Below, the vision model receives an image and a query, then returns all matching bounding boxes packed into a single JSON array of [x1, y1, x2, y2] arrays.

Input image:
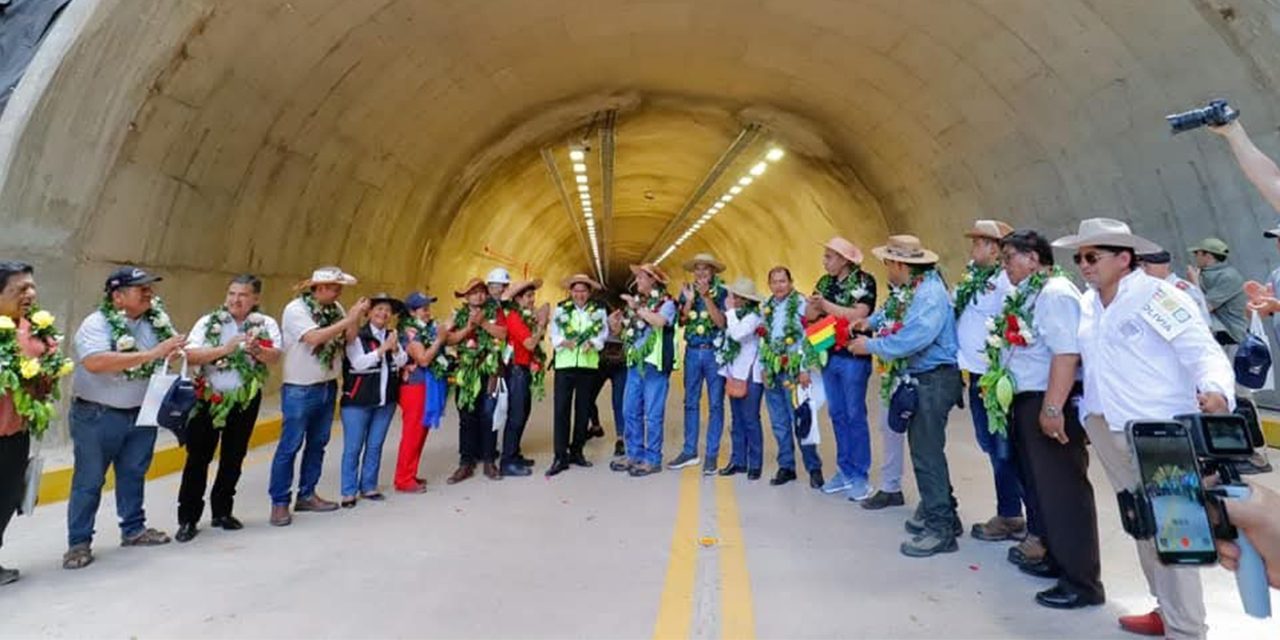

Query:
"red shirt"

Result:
[[504, 309, 534, 367]]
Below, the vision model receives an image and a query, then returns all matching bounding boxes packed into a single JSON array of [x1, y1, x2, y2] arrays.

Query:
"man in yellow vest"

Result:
[[547, 274, 609, 476]]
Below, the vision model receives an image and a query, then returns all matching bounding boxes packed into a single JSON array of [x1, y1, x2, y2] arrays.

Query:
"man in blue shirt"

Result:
[[668, 253, 728, 475], [850, 235, 963, 558]]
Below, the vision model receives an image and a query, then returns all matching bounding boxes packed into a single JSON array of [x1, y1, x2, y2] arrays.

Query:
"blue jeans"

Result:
[[682, 348, 726, 460], [67, 399, 156, 546], [623, 364, 669, 465], [270, 381, 338, 506], [822, 354, 872, 481], [968, 377, 1025, 519], [765, 385, 822, 473], [339, 403, 396, 496], [728, 380, 765, 471]]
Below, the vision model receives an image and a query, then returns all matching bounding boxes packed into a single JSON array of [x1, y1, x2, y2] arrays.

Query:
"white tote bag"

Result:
[[1248, 310, 1276, 391], [18, 455, 42, 516], [136, 354, 187, 427], [490, 376, 509, 432]]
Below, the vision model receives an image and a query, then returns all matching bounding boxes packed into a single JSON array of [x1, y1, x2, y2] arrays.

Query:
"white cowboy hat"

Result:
[[295, 266, 358, 291], [724, 276, 764, 303], [871, 235, 940, 265], [1051, 218, 1161, 254], [963, 220, 1014, 241], [682, 253, 726, 273]]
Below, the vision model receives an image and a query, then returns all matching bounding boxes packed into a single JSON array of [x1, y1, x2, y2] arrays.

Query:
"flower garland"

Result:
[[519, 306, 549, 401], [953, 261, 1001, 318], [100, 295, 176, 379], [815, 269, 874, 307], [624, 287, 670, 373], [977, 267, 1065, 438], [553, 299, 605, 347], [680, 277, 725, 340], [873, 273, 928, 401], [0, 308, 74, 437], [402, 317, 453, 380], [300, 292, 346, 370], [716, 300, 760, 367], [195, 307, 272, 428], [758, 292, 818, 388], [452, 301, 502, 410]]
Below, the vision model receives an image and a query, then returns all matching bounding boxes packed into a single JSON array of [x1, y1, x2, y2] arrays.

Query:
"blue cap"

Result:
[[404, 292, 437, 310], [105, 265, 162, 292]]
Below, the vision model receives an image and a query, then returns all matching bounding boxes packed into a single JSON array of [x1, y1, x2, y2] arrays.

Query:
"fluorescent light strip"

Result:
[[662, 146, 785, 259]]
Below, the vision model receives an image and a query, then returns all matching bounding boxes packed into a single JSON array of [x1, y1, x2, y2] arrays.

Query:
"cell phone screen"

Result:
[[1131, 424, 1217, 565]]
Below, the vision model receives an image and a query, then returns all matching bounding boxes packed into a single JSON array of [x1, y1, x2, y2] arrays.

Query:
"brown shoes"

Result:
[[970, 515, 1028, 542], [1008, 534, 1048, 566], [447, 464, 475, 485], [294, 494, 339, 513], [483, 462, 502, 480], [270, 504, 292, 527]]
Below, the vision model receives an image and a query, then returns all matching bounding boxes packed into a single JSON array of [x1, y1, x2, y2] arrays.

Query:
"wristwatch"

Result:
[[1043, 404, 1063, 418]]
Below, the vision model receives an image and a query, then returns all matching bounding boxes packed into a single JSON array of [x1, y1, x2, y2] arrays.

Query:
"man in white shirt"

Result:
[[1054, 218, 1233, 639], [176, 274, 282, 543], [1139, 251, 1212, 326], [268, 267, 368, 527]]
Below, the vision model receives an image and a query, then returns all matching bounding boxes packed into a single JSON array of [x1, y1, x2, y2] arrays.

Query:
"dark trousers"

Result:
[[1012, 392, 1104, 600], [588, 363, 627, 438], [178, 393, 262, 524], [554, 367, 595, 460], [906, 366, 963, 538], [457, 379, 497, 465], [502, 365, 533, 464], [0, 431, 30, 550]]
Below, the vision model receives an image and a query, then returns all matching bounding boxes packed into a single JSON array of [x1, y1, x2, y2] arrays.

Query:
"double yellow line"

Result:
[[653, 467, 755, 640]]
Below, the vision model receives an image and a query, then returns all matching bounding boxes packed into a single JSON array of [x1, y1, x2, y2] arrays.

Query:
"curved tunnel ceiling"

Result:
[[3, 0, 1280, 318]]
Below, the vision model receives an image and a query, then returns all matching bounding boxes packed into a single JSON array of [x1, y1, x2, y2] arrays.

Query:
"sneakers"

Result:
[[667, 452, 700, 469], [900, 532, 959, 558], [1008, 535, 1047, 566], [630, 462, 662, 477], [845, 478, 875, 502], [970, 515, 1027, 542], [860, 490, 905, 510], [905, 513, 963, 537], [702, 460, 718, 476], [1117, 611, 1165, 636], [821, 470, 854, 495]]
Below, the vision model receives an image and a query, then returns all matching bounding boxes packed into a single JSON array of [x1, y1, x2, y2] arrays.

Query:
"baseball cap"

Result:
[[104, 266, 162, 292]]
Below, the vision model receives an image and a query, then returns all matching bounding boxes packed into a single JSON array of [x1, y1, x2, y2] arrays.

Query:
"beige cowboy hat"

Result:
[[1051, 218, 1161, 254], [724, 276, 764, 303], [871, 235, 940, 265], [294, 266, 358, 291], [454, 277, 488, 298], [561, 273, 602, 290], [822, 237, 864, 264], [963, 219, 1014, 241], [682, 252, 725, 273], [629, 263, 669, 285], [503, 279, 543, 301]]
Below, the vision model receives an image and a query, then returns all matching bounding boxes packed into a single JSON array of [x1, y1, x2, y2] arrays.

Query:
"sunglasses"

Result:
[[1072, 250, 1115, 266]]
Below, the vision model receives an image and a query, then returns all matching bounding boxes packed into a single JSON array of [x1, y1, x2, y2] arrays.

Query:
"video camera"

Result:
[[1116, 413, 1270, 618], [1166, 99, 1239, 134]]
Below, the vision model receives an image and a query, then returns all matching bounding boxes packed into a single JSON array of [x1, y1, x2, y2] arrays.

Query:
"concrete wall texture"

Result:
[[3, 0, 1280, 442]]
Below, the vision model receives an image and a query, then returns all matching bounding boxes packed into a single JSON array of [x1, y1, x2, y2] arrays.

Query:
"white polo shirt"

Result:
[[955, 270, 1012, 374], [188, 311, 283, 392]]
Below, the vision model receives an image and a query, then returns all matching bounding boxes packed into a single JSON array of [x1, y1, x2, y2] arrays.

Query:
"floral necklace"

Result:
[[554, 299, 604, 347], [953, 261, 1001, 318], [716, 300, 760, 367], [759, 291, 815, 388], [681, 277, 725, 339], [452, 301, 501, 410], [874, 272, 928, 401], [518, 306, 549, 400], [402, 317, 452, 380], [624, 287, 669, 372], [815, 269, 874, 307], [100, 295, 176, 379], [196, 306, 272, 428], [977, 267, 1065, 438], [300, 292, 345, 370], [0, 307, 74, 437]]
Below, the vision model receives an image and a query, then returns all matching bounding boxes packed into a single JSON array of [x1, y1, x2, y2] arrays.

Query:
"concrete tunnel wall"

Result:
[[4, 0, 1280, 442]]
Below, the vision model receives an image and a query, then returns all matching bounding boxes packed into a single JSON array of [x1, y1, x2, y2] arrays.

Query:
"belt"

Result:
[[72, 398, 140, 413], [687, 343, 717, 350]]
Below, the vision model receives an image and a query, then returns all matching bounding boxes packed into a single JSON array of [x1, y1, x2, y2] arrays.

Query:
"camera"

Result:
[[1166, 99, 1239, 134]]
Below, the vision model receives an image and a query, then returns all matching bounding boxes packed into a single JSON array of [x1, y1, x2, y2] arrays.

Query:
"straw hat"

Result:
[[1051, 218, 1161, 254], [724, 277, 764, 303], [871, 235, 940, 265], [682, 253, 726, 273], [454, 278, 488, 298], [561, 273, 602, 290], [295, 266, 358, 291], [822, 237, 864, 264], [503, 279, 543, 301], [629, 263, 669, 285], [962, 220, 1014, 241]]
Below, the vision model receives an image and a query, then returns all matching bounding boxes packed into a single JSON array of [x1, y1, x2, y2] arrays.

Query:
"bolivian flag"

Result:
[[806, 315, 838, 352]]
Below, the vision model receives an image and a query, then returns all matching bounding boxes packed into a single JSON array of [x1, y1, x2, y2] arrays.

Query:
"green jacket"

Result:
[[1199, 262, 1248, 344]]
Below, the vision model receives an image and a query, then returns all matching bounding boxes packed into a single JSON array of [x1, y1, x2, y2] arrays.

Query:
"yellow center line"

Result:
[[653, 466, 701, 640], [716, 475, 755, 640]]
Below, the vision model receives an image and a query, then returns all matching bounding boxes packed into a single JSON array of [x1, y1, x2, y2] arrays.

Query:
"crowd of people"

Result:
[[1, 119, 1280, 640]]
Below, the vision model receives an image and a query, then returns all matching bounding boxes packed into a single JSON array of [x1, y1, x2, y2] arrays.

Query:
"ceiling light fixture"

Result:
[[749, 162, 767, 176], [766, 148, 785, 162]]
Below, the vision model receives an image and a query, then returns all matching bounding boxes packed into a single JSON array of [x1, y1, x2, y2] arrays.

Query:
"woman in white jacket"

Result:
[[716, 277, 766, 480]]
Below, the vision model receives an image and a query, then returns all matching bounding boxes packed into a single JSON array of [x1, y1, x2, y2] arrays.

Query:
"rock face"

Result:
[[2, 0, 1280, 439]]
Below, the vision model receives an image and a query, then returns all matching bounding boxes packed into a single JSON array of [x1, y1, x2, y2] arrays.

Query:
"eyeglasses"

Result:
[[1072, 251, 1115, 266]]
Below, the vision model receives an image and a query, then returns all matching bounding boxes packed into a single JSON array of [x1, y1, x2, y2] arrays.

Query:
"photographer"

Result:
[[1216, 481, 1280, 590]]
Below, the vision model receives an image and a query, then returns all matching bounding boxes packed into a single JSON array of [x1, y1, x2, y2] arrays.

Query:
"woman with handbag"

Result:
[[339, 294, 408, 508], [717, 277, 766, 480]]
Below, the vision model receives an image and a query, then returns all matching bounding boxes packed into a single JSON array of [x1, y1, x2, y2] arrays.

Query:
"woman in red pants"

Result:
[[394, 292, 449, 493]]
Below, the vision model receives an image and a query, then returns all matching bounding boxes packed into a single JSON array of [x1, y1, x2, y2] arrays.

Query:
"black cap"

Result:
[[1138, 250, 1172, 265], [104, 265, 162, 292]]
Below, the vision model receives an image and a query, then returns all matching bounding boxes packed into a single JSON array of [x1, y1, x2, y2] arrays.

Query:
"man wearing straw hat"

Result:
[[445, 277, 510, 484], [806, 237, 877, 500], [849, 236, 963, 558], [268, 266, 368, 527], [498, 278, 548, 478], [612, 263, 679, 477], [1054, 218, 1233, 638], [547, 274, 608, 476], [669, 253, 729, 475]]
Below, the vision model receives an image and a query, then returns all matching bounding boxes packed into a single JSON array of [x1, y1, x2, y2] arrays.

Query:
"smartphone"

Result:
[[1128, 421, 1218, 565]]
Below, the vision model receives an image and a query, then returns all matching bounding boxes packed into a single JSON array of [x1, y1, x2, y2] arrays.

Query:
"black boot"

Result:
[[770, 468, 797, 486]]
